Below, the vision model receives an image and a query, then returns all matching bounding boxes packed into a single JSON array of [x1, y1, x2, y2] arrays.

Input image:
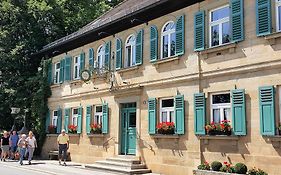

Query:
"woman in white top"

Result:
[[26, 131, 37, 165]]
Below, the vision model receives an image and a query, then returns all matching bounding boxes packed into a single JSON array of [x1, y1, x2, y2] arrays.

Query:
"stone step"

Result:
[[85, 163, 152, 175], [95, 160, 147, 169], [106, 156, 141, 164]]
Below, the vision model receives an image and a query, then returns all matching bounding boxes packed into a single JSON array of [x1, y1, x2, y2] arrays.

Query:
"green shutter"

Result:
[[256, 0, 271, 36], [86, 105, 92, 134], [64, 56, 72, 81], [47, 61, 52, 85], [102, 103, 109, 134], [45, 109, 50, 133], [194, 11, 205, 51], [231, 89, 246, 135], [175, 15, 185, 56], [57, 108, 62, 134], [80, 52, 85, 72], [259, 86, 275, 136], [136, 29, 143, 65], [59, 59, 65, 83], [231, 0, 244, 42], [150, 25, 158, 62], [89, 48, 94, 67], [116, 38, 122, 70], [105, 41, 111, 70], [194, 93, 206, 135], [148, 98, 156, 134], [77, 106, 82, 134], [64, 108, 70, 133], [175, 95, 185, 134]]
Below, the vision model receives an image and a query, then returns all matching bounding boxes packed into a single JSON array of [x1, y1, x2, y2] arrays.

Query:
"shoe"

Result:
[[28, 161, 31, 165], [59, 160, 61, 165], [3, 159, 5, 162], [63, 162, 66, 166], [20, 162, 23, 165]]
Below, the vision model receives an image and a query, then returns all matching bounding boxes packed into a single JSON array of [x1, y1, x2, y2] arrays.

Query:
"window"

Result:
[[276, 0, 281, 32], [161, 21, 176, 58], [125, 35, 136, 68], [97, 45, 105, 69], [73, 56, 80, 80], [94, 106, 103, 125], [211, 93, 231, 123], [54, 62, 60, 84], [209, 5, 230, 47], [52, 110, 58, 126], [159, 98, 175, 123], [72, 108, 78, 126]]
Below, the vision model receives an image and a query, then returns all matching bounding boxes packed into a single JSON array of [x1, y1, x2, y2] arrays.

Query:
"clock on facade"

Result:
[[80, 69, 91, 82]]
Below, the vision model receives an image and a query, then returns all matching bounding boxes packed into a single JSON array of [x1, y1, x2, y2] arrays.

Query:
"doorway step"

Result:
[[85, 155, 152, 174]]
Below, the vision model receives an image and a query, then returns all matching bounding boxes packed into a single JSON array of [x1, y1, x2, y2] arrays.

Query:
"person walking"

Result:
[[1, 131, 10, 162], [26, 131, 37, 165], [57, 129, 69, 166], [9, 130, 19, 160], [17, 134, 27, 165]]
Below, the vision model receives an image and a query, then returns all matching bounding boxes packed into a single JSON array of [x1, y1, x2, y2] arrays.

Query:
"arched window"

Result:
[[161, 21, 176, 59], [97, 45, 105, 69], [125, 35, 136, 68]]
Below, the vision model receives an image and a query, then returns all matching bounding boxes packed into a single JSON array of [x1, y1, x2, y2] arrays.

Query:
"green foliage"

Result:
[[234, 163, 247, 174], [248, 168, 268, 175], [220, 164, 235, 173], [197, 161, 210, 170], [211, 161, 222, 171]]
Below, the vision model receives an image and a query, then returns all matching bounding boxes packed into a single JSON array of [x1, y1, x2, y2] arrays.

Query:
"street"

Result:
[[0, 160, 117, 175]]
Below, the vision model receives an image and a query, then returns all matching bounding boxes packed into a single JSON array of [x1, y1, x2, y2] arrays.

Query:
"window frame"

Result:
[[97, 45, 105, 69], [72, 108, 79, 126], [125, 34, 136, 68], [52, 110, 58, 127], [210, 91, 231, 123], [161, 21, 176, 59], [93, 105, 103, 125], [209, 5, 230, 47], [73, 56, 81, 80], [276, 0, 281, 32], [159, 97, 175, 123], [54, 62, 60, 84]]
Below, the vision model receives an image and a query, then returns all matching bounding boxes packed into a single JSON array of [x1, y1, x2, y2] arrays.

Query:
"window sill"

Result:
[[88, 134, 105, 138], [46, 134, 59, 137], [199, 135, 239, 145], [264, 32, 281, 45], [152, 56, 179, 68], [70, 79, 83, 85], [50, 84, 61, 88], [199, 42, 237, 59], [264, 135, 281, 148], [68, 134, 80, 137], [117, 66, 139, 76], [151, 134, 179, 139]]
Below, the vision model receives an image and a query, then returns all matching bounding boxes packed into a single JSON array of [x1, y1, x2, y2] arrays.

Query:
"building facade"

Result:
[[40, 0, 281, 174]]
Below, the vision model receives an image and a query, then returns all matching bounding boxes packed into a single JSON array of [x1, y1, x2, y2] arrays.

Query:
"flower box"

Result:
[[68, 134, 80, 137], [156, 122, 175, 135], [88, 134, 104, 138], [193, 170, 245, 175], [68, 125, 78, 134], [205, 120, 232, 136], [90, 123, 102, 134], [48, 125, 57, 134]]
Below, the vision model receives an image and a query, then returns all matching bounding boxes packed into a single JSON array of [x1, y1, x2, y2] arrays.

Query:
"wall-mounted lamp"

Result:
[[130, 18, 148, 25], [93, 87, 99, 90]]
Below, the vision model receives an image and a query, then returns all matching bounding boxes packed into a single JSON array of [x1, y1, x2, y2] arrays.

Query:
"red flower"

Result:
[[224, 161, 228, 165]]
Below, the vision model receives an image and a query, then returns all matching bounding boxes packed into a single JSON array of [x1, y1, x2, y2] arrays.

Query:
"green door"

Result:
[[121, 104, 136, 155]]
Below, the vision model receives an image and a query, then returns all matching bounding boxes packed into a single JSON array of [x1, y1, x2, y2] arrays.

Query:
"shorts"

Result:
[[11, 146, 17, 153], [1, 145, 9, 152]]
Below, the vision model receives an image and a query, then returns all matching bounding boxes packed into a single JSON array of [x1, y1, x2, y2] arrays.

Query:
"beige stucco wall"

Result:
[[42, 0, 281, 174]]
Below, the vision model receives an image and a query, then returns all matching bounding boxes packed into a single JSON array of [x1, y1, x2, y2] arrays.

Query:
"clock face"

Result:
[[81, 70, 91, 81]]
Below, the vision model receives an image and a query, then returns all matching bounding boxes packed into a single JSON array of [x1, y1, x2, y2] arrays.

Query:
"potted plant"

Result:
[[68, 124, 78, 134], [90, 123, 102, 134], [205, 121, 232, 136], [220, 120, 232, 136], [48, 125, 57, 134], [220, 161, 235, 173], [197, 161, 210, 170], [156, 122, 175, 135]]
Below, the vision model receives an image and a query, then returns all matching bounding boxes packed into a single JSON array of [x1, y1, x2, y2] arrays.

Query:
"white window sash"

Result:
[[159, 98, 175, 123], [210, 92, 231, 123], [52, 111, 58, 126], [73, 56, 80, 80], [161, 21, 175, 59], [276, 0, 281, 32], [54, 63, 60, 84], [125, 35, 136, 67]]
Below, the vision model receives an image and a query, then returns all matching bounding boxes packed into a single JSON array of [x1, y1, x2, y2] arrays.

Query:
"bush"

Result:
[[235, 163, 247, 174], [197, 161, 210, 170], [211, 161, 222, 171], [248, 167, 268, 175], [220, 161, 235, 173]]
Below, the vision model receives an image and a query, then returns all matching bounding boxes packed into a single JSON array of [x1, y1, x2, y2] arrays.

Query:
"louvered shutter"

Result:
[[64, 56, 72, 81], [102, 103, 109, 134], [89, 48, 94, 67], [45, 109, 50, 133], [136, 29, 143, 65], [175, 15, 185, 56], [116, 38, 122, 70], [194, 11, 205, 51], [231, 89, 246, 135], [77, 107, 82, 134], [80, 52, 85, 72], [259, 86, 275, 136], [47, 61, 52, 85], [148, 98, 156, 134], [64, 108, 70, 133], [150, 25, 158, 62], [194, 93, 206, 135], [56, 108, 62, 134], [59, 59, 65, 83], [86, 105, 92, 134], [105, 41, 111, 70], [231, 0, 244, 42], [256, 0, 271, 36], [175, 95, 185, 134]]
